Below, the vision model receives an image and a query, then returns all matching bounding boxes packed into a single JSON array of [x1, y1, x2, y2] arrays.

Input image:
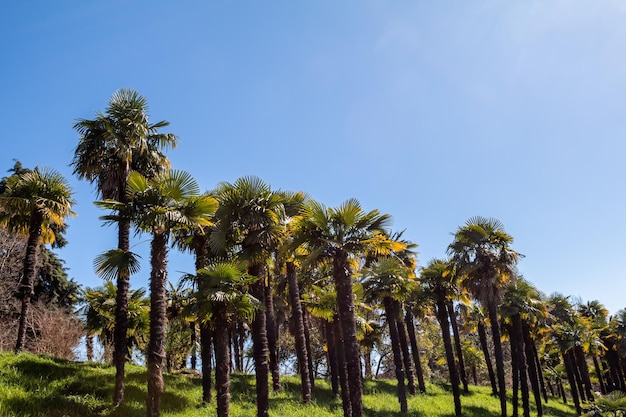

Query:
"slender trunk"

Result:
[[395, 301, 416, 396], [363, 348, 372, 379], [334, 317, 352, 417], [478, 319, 498, 396], [404, 309, 426, 393], [594, 356, 607, 395], [325, 319, 340, 398], [436, 298, 462, 416], [574, 346, 594, 402], [190, 321, 197, 370], [510, 325, 519, 417], [146, 232, 168, 417], [512, 314, 530, 417], [250, 262, 270, 417], [238, 320, 245, 372], [487, 301, 507, 417], [200, 324, 213, 402], [303, 309, 316, 389], [15, 214, 42, 353], [286, 262, 311, 403], [232, 322, 241, 373], [447, 300, 468, 394], [113, 174, 131, 406], [333, 251, 362, 417], [264, 279, 281, 392], [531, 337, 549, 403], [214, 306, 231, 417], [570, 349, 586, 403], [557, 378, 567, 404], [384, 297, 408, 413], [522, 322, 543, 415], [562, 349, 582, 415], [86, 335, 94, 362]]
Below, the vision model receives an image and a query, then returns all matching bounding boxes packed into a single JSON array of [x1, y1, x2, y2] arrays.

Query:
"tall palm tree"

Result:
[[100, 169, 217, 417], [0, 167, 75, 352], [72, 89, 177, 405], [192, 261, 260, 417], [290, 198, 404, 417], [211, 176, 288, 417], [362, 257, 417, 413], [448, 216, 521, 417], [420, 258, 462, 417]]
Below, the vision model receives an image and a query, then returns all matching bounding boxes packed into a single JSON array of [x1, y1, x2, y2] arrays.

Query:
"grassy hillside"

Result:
[[0, 352, 579, 416]]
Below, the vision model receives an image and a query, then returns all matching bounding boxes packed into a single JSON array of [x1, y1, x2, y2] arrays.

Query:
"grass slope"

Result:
[[0, 352, 579, 416]]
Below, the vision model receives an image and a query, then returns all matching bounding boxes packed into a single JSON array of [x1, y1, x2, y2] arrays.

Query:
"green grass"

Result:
[[0, 352, 579, 416]]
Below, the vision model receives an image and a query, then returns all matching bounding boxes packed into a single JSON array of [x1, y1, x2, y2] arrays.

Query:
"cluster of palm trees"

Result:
[[7, 89, 626, 417]]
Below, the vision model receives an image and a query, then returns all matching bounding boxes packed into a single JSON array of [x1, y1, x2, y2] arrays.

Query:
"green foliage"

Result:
[[0, 352, 580, 417]]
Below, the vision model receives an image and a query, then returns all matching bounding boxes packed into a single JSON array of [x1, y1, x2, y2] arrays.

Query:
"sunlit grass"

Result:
[[0, 352, 578, 416]]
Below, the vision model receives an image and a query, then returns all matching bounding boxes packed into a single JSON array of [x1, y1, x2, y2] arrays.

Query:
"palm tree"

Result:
[[211, 176, 288, 417], [448, 216, 521, 417], [172, 219, 218, 402], [193, 261, 260, 417], [81, 281, 150, 362], [72, 88, 177, 405], [0, 167, 75, 352], [290, 198, 404, 417], [100, 169, 217, 417], [420, 258, 462, 417], [362, 257, 417, 413]]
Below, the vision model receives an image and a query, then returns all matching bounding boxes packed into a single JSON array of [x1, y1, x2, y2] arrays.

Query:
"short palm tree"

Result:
[[0, 167, 75, 352], [448, 216, 521, 417], [290, 198, 404, 417], [82, 281, 150, 362], [99, 169, 217, 417], [72, 88, 177, 405], [192, 261, 260, 417]]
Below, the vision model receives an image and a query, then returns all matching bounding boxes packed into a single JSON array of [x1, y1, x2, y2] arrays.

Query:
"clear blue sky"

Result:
[[2, 1, 625, 313]]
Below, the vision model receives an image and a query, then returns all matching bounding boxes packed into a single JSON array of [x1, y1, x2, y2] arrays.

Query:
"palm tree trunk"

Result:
[[436, 298, 462, 416], [522, 322, 543, 415], [113, 182, 131, 406], [200, 324, 213, 402], [530, 337, 549, 403], [249, 262, 270, 417], [478, 319, 498, 396], [325, 319, 340, 398], [190, 321, 197, 370], [147, 232, 168, 417], [487, 301, 507, 417], [303, 309, 315, 389], [574, 346, 594, 402], [264, 279, 281, 392], [593, 356, 607, 395], [214, 306, 230, 417], [512, 314, 530, 417], [334, 317, 352, 417], [15, 214, 43, 353], [404, 308, 426, 393], [478, 319, 498, 395], [510, 326, 519, 417], [286, 262, 311, 403], [570, 349, 586, 403], [86, 335, 94, 362], [447, 300, 469, 394], [562, 349, 582, 415], [333, 251, 363, 417], [384, 297, 408, 413], [395, 301, 416, 396]]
